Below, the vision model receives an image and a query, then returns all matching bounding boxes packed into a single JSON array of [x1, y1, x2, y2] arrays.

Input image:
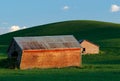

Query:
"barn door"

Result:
[[11, 51, 19, 69]]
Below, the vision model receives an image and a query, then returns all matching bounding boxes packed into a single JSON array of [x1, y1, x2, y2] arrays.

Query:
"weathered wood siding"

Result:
[[8, 40, 22, 66], [80, 40, 99, 54], [20, 48, 81, 69]]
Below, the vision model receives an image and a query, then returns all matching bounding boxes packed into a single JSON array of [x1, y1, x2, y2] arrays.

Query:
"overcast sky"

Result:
[[0, 0, 120, 35]]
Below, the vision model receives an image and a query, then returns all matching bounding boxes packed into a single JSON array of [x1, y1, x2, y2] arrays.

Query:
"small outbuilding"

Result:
[[8, 35, 82, 69], [79, 40, 99, 55]]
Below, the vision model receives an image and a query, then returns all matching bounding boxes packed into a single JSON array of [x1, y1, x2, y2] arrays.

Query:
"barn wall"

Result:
[[20, 49, 81, 69], [80, 40, 99, 54], [8, 42, 14, 57], [8, 40, 22, 67]]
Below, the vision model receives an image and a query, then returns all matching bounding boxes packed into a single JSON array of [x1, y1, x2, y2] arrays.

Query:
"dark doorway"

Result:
[[11, 51, 18, 69], [82, 48, 86, 53]]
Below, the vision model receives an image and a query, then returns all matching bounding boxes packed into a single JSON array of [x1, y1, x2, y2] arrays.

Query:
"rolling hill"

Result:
[[0, 20, 120, 81], [0, 20, 120, 64], [0, 20, 120, 54]]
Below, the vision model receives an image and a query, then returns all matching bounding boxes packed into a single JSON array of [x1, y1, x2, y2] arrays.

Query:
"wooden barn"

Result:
[[7, 35, 82, 69], [79, 40, 99, 55]]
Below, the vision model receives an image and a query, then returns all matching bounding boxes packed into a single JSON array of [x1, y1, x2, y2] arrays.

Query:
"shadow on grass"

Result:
[[0, 58, 10, 68], [0, 58, 15, 69]]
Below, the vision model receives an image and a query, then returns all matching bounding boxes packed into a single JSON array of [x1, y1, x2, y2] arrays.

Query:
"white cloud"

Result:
[[111, 4, 120, 12], [10, 25, 20, 32], [63, 6, 70, 10], [10, 25, 27, 32], [0, 27, 9, 35], [22, 26, 27, 29]]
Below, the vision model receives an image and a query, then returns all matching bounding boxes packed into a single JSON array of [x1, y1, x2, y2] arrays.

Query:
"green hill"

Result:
[[0, 20, 119, 56], [0, 20, 120, 53], [0, 20, 120, 81], [0, 20, 120, 64]]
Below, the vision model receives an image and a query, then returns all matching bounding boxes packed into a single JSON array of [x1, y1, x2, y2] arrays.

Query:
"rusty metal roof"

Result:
[[14, 35, 81, 50]]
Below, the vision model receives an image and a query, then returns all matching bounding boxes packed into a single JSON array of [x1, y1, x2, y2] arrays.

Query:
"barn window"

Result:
[[82, 48, 86, 53], [83, 48, 85, 51]]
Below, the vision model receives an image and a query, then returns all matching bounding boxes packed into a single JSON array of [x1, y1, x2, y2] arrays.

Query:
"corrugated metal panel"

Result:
[[14, 35, 81, 50]]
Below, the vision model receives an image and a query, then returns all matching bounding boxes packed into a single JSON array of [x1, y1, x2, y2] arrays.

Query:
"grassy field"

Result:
[[0, 20, 120, 81], [0, 65, 120, 81]]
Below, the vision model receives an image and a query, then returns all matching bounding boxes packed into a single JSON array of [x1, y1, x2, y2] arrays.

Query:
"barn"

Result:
[[8, 35, 82, 69], [79, 40, 99, 55]]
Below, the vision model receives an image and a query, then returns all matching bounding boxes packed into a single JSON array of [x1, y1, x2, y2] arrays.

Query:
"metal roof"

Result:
[[14, 35, 81, 50], [79, 39, 99, 47]]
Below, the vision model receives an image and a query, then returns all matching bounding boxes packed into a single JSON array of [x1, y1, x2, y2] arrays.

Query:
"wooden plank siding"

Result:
[[80, 40, 99, 54], [20, 48, 81, 69]]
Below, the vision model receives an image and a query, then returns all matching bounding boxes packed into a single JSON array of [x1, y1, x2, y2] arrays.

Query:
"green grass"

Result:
[[0, 65, 120, 81], [0, 20, 120, 81]]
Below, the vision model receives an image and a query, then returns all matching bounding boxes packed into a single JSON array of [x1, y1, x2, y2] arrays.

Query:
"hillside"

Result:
[[0, 20, 120, 54], [0, 20, 120, 64], [0, 20, 120, 81]]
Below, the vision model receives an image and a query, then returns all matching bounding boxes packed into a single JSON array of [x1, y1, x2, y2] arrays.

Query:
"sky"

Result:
[[0, 0, 120, 35]]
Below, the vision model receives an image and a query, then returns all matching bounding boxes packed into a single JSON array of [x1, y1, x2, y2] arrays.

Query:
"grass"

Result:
[[0, 20, 120, 81], [0, 65, 120, 81]]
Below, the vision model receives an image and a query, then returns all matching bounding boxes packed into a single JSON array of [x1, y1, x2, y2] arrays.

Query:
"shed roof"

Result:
[[14, 35, 81, 50], [79, 39, 99, 47]]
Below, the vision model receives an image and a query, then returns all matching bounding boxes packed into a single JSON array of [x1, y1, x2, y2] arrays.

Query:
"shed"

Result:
[[79, 40, 99, 54], [8, 35, 82, 69]]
